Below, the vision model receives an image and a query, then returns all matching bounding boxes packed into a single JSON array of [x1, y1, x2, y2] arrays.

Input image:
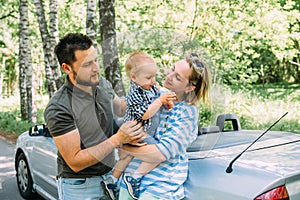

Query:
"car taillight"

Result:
[[254, 185, 289, 200]]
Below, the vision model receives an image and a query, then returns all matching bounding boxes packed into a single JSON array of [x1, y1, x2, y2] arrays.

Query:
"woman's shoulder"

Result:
[[174, 101, 197, 110], [172, 102, 198, 116]]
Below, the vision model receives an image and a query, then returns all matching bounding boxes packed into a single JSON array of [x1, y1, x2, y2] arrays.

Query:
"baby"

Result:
[[101, 51, 176, 200]]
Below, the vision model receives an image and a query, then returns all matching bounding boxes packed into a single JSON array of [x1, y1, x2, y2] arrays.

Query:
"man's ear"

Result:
[[62, 63, 71, 74]]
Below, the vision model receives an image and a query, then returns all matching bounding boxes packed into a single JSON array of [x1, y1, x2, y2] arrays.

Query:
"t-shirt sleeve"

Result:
[[44, 103, 76, 137], [156, 105, 198, 160], [100, 77, 115, 99]]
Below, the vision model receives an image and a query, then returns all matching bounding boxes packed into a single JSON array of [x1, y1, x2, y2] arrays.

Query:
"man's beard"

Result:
[[73, 71, 99, 86]]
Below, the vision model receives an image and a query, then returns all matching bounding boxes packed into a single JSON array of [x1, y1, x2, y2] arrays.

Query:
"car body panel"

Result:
[[15, 131, 58, 199], [185, 130, 300, 200], [15, 121, 300, 200]]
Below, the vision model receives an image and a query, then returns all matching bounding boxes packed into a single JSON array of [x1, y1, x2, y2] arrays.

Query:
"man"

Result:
[[44, 33, 145, 200]]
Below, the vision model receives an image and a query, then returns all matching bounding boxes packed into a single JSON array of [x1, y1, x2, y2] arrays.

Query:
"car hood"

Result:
[[186, 130, 300, 199], [188, 130, 300, 176]]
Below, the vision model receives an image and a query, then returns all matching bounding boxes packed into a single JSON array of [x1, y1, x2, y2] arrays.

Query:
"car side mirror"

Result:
[[29, 124, 51, 137]]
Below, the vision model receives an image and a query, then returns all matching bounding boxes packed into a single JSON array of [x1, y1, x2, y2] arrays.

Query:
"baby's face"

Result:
[[132, 63, 158, 90]]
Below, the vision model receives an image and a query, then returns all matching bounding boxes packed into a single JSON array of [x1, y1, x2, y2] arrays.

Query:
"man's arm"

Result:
[[113, 95, 126, 117], [53, 121, 145, 172]]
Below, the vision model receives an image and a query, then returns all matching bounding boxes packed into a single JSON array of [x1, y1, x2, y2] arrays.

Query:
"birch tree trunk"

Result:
[[34, 0, 60, 98], [86, 0, 98, 47], [19, 0, 33, 121], [0, 57, 5, 98], [99, 0, 125, 96], [49, 0, 63, 89]]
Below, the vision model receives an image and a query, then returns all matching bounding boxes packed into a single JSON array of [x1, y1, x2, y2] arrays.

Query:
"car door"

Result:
[[30, 135, 58, 198]]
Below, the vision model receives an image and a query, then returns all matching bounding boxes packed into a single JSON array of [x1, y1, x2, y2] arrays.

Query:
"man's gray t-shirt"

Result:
[[44, 76, 116, 178]]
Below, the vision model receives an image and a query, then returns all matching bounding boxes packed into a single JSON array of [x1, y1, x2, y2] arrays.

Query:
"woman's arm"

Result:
[[121, 144, 166, 163]]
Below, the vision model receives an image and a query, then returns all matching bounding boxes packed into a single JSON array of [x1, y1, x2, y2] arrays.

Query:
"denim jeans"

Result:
[[57, 174, 111, 200]]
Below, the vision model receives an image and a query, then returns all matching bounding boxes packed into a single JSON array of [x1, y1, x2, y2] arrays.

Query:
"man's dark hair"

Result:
[[54, 33, 93, 66]]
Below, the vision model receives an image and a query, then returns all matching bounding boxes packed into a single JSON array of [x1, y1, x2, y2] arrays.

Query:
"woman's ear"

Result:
[[62, 63, 72, 74], [185, 85, 196, 94]]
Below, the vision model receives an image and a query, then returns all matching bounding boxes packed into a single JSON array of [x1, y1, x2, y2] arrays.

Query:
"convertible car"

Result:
[[14, 113, 300, 200]]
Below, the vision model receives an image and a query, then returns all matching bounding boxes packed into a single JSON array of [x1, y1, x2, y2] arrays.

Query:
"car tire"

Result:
[[16, 152, 37, 199]]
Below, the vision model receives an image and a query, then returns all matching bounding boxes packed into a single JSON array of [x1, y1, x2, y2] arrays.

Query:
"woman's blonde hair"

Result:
[[184, 52, 211, 105], [125, 51, 156, 78]]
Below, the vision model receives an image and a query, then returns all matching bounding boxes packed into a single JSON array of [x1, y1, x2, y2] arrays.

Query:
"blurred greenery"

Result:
[[0, 83, 299, 135], [198, 83, 300, 134], [0, 0, 299, 135]]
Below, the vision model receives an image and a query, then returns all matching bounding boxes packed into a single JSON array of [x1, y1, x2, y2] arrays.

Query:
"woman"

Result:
[[118, 52, 211, 200]]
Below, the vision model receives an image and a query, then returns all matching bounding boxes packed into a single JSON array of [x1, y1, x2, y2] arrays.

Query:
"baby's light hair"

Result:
[[125, 51, 156, 78]]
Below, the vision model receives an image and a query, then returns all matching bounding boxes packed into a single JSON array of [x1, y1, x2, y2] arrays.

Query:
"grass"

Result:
[[200, 83, 300, 133], [0, 95, 48, 136], [0, 83, 299, 136]]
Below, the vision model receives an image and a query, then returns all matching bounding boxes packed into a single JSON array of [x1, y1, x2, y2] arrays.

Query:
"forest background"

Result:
[[0, 0, 299, 137]]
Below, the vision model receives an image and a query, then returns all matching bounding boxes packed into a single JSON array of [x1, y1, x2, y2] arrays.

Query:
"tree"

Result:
[[49, 0, 59, 56], [34, 0, 62, 98], [99, 0, 125, 96], [19, 0, 35, 121], [86, 0, 97, 46]]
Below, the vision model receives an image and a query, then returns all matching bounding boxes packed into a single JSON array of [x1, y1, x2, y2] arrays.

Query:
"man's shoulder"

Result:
[[45, 85, 71, 113], [97, 76, 115, 97]]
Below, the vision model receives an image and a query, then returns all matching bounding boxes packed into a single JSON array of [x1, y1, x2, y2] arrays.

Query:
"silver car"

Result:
[[14, 113, 300, 200]]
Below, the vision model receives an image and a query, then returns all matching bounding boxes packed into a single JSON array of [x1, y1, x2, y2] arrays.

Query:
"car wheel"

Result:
[[16, 152, 37, 199]]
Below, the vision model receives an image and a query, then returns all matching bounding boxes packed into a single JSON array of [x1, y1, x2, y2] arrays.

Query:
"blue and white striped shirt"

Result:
[[120, 101, 198, 200]]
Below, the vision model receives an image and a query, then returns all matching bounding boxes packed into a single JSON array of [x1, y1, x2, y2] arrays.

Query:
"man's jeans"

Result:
[[57, 174, 110, 200]]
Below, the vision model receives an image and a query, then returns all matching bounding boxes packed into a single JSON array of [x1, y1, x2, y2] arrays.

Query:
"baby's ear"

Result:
[[130, 72, 136, 81]]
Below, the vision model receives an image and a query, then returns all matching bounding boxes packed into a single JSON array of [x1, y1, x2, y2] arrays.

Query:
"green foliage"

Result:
[[0, 107, 46, 135], [0, 110, 35, 135], [221, 83, 300, 133], [189, 0, 300, 86], [1, 0, 300, 97], [0, 83, 299, 135], [0, 0, 299, 135]]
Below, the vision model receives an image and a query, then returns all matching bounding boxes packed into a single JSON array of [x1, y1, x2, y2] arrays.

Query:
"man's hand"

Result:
[[109, 121, 146, 147]]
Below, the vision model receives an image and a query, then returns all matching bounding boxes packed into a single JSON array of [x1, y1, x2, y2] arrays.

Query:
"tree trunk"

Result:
[[34, 0, 58, 98], [19, 0, 33, 122], [49, 0, 63, 89], [99, 0, 125, 96], [0, 57, 5, 98], [86, 0, 98, 47]]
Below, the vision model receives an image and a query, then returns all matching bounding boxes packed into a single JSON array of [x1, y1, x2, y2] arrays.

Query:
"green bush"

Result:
[[0, 109, 45, 135]]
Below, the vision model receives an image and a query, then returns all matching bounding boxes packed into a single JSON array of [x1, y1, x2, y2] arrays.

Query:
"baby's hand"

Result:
[[164, 101, 174, 110], [159, 92, 176, 105], [159, 92, 177, 110]]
